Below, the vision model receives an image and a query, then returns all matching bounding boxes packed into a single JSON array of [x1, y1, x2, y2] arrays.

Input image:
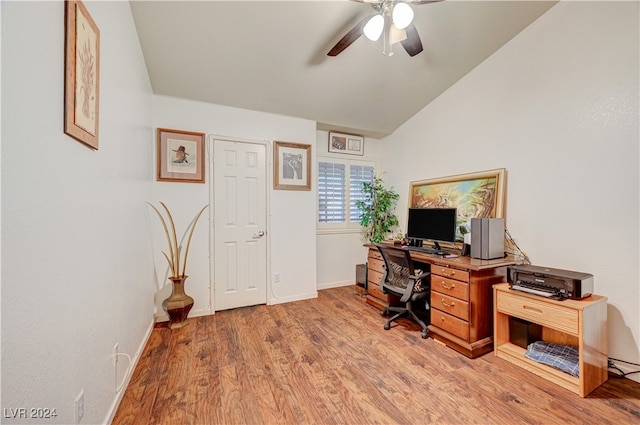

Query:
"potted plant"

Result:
[[356, 176, 400, 244], [147, 202, 208, 329]]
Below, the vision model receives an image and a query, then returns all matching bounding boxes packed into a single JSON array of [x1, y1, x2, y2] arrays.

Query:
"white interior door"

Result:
[[212, 138, 268, 311]]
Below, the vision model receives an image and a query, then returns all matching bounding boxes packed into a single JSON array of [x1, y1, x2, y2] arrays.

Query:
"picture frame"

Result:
[[273, 141, 311, 191], [328, 131, 364, 156], [64, 0, 100, 150], [409, 168, 507, 240], [157, 128, 205, 183]]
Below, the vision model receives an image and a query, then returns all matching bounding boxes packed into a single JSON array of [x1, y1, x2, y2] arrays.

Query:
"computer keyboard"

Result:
[[406, 246, 445, 255]]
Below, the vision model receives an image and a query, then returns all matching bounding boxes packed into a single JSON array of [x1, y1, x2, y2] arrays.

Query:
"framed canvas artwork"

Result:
[[409, 168, 507, 240]]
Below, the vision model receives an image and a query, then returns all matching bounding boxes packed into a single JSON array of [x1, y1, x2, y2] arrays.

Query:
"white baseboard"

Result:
[[153, 306, 213, 324], [269, 290, 318, 305], [612, 361, 640, 384], [103, 319, 155, 425], [317, 280, 355, 290]]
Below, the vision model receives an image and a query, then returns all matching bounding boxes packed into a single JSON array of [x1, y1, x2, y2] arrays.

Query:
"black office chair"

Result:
[[376, 244, 431, 339]]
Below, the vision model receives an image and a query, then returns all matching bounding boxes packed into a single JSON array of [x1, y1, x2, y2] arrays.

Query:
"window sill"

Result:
[[316, 228, 363, 236]]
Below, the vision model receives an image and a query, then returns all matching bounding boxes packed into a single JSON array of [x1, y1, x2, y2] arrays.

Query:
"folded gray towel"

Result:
[[525, 341, 580, 377]]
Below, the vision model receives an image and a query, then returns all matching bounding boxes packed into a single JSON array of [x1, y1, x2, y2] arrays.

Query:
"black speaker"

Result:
[[407, 238, 422, 247]]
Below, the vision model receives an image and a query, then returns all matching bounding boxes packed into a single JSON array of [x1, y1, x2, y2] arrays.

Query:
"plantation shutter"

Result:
[[349, 165, 375, 223], [318, 162, 346, 223]]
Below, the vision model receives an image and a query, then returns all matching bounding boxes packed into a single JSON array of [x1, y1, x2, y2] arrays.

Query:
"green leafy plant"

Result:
[[147, 202, 208, 278], [355, 176, 400, 244]]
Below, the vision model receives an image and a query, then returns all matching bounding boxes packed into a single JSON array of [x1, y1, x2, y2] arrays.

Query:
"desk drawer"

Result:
[[368, 249, 383, 262], [367, 281, 385, 301], [497, 290, 579, 335], [368, 257, 385, 274], [432, 309, 469, 341], [431, 292, 469, 321], [431, 277, 469, 301], [368, 269, 383, 286], [431, 265, 470, 283]]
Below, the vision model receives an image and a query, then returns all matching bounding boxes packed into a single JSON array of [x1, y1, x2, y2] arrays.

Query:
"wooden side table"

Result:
[[493, 283, 608, 397]]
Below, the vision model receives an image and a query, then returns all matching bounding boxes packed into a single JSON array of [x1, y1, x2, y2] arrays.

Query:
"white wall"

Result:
[[2, 1, 155, 424], [315, 130, 387, 289], [151, 95, 318, 316], [382, 1, 639, 381]]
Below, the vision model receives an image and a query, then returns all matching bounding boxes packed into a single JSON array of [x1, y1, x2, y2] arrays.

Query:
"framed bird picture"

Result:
[[156, 128, 205, 183]]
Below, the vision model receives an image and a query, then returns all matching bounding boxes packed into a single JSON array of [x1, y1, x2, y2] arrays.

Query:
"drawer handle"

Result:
[[441, 268, 456, 277], [440, 298, 455, 308], [440, 281, 456, 290], [441, 317, 445, 322], [523, 305, 544, 314]]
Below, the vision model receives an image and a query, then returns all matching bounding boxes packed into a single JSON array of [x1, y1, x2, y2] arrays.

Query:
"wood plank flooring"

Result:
[[113, 286, 640, 425]]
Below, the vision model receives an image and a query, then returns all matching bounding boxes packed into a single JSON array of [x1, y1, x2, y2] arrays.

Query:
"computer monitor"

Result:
[[406, 208, 457, 250]]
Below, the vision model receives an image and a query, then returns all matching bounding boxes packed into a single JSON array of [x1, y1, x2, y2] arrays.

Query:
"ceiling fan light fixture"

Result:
[[363, 14, 384, 41], [392, 2, 414, 30], [390, 25, 407, 44]]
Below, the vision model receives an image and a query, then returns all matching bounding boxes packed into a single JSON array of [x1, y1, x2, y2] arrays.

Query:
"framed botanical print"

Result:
[[64, 0, 100, 149]]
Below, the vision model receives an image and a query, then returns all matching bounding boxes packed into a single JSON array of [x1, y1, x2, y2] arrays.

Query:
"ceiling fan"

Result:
[[327, 0, 443, 57]]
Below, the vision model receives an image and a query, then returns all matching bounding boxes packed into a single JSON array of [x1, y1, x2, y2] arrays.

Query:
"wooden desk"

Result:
[[366, 245, 521, 358]]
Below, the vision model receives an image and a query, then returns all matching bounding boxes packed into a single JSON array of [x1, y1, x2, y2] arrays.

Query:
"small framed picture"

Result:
[[64, 0, 100, 150], [274, 141, 311, 191], [157, 128, 205, 183], [329, 131, 364, 156]]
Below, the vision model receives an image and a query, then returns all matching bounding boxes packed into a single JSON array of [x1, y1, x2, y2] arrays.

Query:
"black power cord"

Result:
[[608, 357, 640, 378]]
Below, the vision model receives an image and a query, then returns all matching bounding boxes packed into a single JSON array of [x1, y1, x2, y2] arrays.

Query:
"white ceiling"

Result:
[[130, 0, 556, 138]]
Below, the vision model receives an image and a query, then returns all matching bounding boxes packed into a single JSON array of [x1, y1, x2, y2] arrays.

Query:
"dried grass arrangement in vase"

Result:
[[147, 202, 208, 329]]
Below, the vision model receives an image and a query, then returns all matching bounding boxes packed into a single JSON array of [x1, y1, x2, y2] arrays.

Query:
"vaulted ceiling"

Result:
[[130, 1, 556, 138]]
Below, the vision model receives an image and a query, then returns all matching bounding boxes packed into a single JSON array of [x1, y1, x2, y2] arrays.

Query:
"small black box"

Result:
[[509, 317, 542, 349], [356, 264, 367, 288]]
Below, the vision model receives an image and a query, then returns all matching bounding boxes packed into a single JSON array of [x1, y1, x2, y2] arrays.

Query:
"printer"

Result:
[[507, 264, 594, 300]]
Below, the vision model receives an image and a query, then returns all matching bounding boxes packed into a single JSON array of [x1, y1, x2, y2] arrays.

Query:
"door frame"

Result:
[[208, 135, 272, 312]]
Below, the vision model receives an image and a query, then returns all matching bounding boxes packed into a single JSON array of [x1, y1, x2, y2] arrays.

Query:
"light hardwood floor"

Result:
[[113, 285, 640, 425]]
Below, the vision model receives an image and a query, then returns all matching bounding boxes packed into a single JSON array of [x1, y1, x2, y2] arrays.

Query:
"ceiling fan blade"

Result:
[[400, 23, 423, 57], [410, 0, 445, 5], [327, 16, 370, 57]]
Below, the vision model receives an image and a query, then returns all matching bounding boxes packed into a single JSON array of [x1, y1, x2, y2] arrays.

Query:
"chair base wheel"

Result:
[[381, 308, 389, 317], [421, 330, 429, 339], [384, 323, 391, 330]]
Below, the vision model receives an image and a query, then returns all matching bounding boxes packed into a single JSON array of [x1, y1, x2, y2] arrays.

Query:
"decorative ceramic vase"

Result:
[[162, 276, 194, 329]]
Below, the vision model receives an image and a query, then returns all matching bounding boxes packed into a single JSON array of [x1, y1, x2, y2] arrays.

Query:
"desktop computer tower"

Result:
[[470, 218, 505, 259]]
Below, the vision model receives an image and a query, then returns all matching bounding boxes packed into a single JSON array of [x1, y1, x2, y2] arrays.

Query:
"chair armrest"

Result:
[[399, 272, 430, 302], [410, 271, 430, 281]]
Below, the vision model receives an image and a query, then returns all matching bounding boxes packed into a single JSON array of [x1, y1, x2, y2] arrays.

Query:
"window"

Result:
[[318, 158, 375, 232], [318, 162, 346, 223], [349, 164, 375, 223]]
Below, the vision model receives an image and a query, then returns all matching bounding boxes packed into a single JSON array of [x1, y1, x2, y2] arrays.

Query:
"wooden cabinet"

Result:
[[365, 248, 387, 310], [428, 261, 509, 358], [365, 245, 519, 358], [493, 283, 608, 397], [430, 266, 471, 339]]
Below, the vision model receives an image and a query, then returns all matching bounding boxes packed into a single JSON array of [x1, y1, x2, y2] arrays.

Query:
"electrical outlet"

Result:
[[273, 272, 281, 283], [112, 343, 119, 367], [74, 390, 84, 424]]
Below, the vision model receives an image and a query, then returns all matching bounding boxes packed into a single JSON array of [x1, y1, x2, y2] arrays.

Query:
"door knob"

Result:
[[252, 230, 265, 238]]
